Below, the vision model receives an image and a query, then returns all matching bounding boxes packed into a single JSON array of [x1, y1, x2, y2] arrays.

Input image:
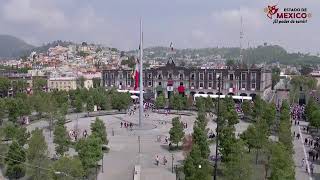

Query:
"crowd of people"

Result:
[[291, 104, 305, 120], [69, 129, 88, 141]]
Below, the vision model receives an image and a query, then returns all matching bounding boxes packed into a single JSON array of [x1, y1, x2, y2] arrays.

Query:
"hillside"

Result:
[[128, 45, 320, 65], [0, 35, 35, 58]]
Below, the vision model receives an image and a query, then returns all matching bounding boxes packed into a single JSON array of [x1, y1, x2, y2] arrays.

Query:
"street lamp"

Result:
[[214, 75, 221, 180]]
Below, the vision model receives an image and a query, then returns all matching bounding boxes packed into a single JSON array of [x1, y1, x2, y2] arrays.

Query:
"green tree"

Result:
[[192, 125, 209, 159], [53, 124, 70, 156], [169, 117, 185, 147], [92, 78, 101, 88], [76, 76, 85, 89], [111, 92, 131, 111], [311, 110, 320, 131], [222, 140, 252, 180], [0, 99, 6, 124], [86, 96, 94, 115], [5, 141, 26, 179], [269, 143, 295, 180], [170, 94, 186, 114], [90, 118, 108, 145], [262, 103, 276, 129], [155, 94, 165, 109], [183, 144, 211, 180], [50, 156, 85, 180], [3, 123, 30, 146], [27, 128, 49, 180], [241, 100, 252, 120], [76, 135, 103, 172], [74, 96, 83, 113], [0, 77, 10, 97], [33, 77, 47, 93]]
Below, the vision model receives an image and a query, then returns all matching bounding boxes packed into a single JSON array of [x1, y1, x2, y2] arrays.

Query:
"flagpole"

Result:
[[139, 18, 144, 128]]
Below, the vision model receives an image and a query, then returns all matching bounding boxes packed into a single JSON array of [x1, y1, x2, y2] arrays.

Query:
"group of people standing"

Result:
[[291, 104, 305, 120], [69, 129, 88, 141]]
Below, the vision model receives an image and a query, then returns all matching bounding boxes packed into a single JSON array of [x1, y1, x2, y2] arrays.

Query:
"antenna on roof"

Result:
[[240, 15, 244, 65]]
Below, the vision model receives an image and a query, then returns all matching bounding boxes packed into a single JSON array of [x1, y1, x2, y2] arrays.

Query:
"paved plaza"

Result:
[[25, 110, 250, 180]]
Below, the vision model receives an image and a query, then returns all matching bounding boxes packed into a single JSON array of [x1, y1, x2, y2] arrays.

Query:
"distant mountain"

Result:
[[129, 45, 320, 65], [0, 35, 35, 59]]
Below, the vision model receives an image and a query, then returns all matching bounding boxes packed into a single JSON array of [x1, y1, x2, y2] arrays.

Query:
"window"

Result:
[[199, 82, 204, 88], [127, 80, 131, 86], [111, 73, 114, 79], [148, 73, 152, 79], [148, 81, 152, 86], [179, 73, 184, 80], [252, 83, 256, 89], [251, 72, 256, 81], [241, 73, 246, 81], [168, 73, 172, 79], [158, 82, 162, 86], [191, 73, 195, 80], [119, 82, 123, 86], [127, 73, 131, 79], [229, 74, 234, 81], [241, 82, 246, 89], [105, 73, 108, 79], [191, 82, 195, 87], [208, 82, 212, 89], [199, 73, 204, 81], [208, 73, 213, 80], [51, 82, 54, 86], [158, 74, 162, 80], [119, 73, 123, 79]]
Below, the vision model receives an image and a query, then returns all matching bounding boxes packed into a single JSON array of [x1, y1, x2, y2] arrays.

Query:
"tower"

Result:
[[240, 15, 244, 65]]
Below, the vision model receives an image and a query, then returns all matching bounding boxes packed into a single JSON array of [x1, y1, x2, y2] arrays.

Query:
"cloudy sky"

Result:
[[0, 0, 319, 53]]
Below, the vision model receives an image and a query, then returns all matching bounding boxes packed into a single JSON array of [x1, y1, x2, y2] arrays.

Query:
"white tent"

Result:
[[130, 95, 139, 99], [194, 94, 252, 101]]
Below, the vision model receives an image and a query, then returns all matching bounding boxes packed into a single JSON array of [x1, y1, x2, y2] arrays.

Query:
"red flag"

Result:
[[132, 58, 139, 90]]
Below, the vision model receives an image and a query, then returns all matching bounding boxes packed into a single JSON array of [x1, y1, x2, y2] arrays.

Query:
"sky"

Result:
[[0, 0, 319, 54]]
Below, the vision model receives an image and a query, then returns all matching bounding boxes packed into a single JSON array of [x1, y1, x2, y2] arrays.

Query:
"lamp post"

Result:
[[214, 75, 221, 180]]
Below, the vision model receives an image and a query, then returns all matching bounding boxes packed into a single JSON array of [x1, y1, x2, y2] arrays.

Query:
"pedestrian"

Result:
[[313, 154, 315, 161], [293, 131, 295, 137], [307, 126, 309, 133], [311, 140, 313, 147], [124, 122, 127, 128], [83, 130, 88, 138], [120, 122, 123, 128], [310, 163, 314, 174], [301, 158, 305, 167], [155, 155, 159, 166], [305, 138, 308, 145], [298, 121, 300, 125], [316, 153, 319, 161], [165, 136, 168, 144], [163, 156, 167, 165]]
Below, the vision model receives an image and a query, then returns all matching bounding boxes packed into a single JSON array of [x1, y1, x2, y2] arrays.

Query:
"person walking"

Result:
[[120, 122, 123, 128], [301, 158, 305, 167], [310, 163, 314, 174], [155, 155, 159, 166], [163, 156, 167, 165]]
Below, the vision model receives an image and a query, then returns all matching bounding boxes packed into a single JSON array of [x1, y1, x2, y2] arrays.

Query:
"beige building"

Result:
[[48, 77, 77, 91]]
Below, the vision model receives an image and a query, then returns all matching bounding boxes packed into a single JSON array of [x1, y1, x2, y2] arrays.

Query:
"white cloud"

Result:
[[2, 0, 68, 30]]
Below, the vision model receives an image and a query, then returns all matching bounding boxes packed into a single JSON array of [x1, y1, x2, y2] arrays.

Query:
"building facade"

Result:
[[47, 77, 77, 91], [102, 60, 272, 99]]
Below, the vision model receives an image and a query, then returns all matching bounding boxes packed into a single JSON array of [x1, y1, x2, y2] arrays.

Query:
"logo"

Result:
[[264, 5, 279, 19], [264, 4, 312, 24]]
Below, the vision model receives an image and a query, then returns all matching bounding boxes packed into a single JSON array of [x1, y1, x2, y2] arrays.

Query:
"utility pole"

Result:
[[171, 154, 174, 173], [214, 75, 221, 180], [139, 18, 144, 128], [138, 135, 141, 153]]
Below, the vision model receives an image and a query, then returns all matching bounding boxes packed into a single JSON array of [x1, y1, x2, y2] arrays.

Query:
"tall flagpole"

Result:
[[139, 18, 144, 128]]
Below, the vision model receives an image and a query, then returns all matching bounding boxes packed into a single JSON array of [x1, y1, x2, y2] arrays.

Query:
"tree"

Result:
[[155, 94, 165, 109], [170, 94, 186, 114], [86, 96, 94, 115], [192, 125, 209, 159], [269, 143, 295, 180], [3, 123, 30, 146], [169, 117, 185, 147], [74, 96, 83, 113], [222, 140, 252, 180], [27, 128, 49, 180], [262, 103, 276, 129], [183, 144, 211, 180], [76, 76, 85, 89], [0, 99, 6, 124], [33, 77, 47, 93], [311, 110, 320, 131], [226, 59, 235, 67], [252, 95, 263, 120], [53, 124, 70, 156], [5, 141, 26, 179], [90, 118, 108, 145], [111, 92, 131, 111], [50, 156, 85, 180], [76, 135, 103, 172], [92, 78, 101, 88], [241, 100, 252, 120], [300, 64, 313, 75], [0, 77, 10, 97]]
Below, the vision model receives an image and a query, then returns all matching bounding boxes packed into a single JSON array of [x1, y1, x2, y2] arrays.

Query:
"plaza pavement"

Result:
[[25, 111, 250, 180]]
